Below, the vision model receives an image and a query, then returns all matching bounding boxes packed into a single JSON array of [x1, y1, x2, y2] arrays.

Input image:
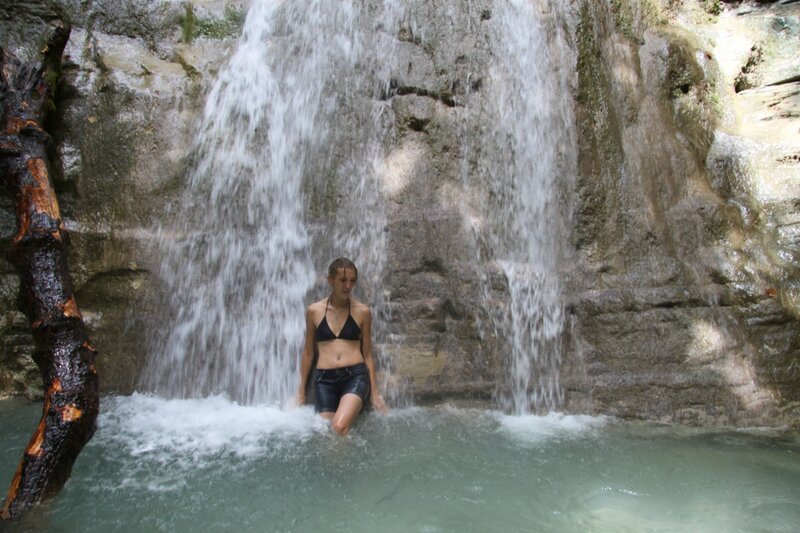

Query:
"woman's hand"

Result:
[[295, 391, 306, 408], [371, 394, 389, 415]]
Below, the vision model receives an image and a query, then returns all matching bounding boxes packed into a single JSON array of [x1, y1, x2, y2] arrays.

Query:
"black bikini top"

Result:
[[315, 298, 362, 342]]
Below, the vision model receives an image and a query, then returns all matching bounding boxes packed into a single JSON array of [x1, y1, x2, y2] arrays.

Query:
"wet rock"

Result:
[[734, 42, 765, 92], [1, 0, 242, 396], [568, 0, 800, 426], [1, 0, 798, 427], [0, 313, 39, 400]]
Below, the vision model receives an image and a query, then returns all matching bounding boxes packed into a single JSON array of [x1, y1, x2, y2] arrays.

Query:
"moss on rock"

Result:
[[661, 29, 719, 160], [180, 2, 244, 44], [575, 1, 626, 252]]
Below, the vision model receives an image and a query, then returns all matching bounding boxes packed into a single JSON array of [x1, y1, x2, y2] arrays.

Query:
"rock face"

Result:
[[568, 0, 800, 426], [1, 0, 245, 396], [1, 0, 798, 426]]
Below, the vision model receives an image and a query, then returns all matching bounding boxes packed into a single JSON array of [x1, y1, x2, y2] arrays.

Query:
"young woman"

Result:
[[297, 258, 388, 435]]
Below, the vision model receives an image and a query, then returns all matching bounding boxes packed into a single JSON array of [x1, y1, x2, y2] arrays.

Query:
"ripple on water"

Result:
[[86, 394, 328, 492], [1, 396, 800, 533], [494, 411, 612, 446]]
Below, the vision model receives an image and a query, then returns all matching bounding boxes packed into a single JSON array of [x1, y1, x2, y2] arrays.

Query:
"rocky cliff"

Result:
[[2, 0, 798, 426], [568, 0, 800, 426]]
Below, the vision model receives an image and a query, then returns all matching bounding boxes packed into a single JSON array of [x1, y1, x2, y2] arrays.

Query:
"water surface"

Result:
[[1, 396, 799, 532]]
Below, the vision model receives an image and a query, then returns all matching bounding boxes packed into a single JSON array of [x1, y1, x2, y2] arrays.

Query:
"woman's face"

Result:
[[328, 268, 357, 298]]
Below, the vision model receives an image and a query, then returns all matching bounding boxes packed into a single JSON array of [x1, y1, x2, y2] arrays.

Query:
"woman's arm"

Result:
[[361, 307, 389, 414], [296, 306, 317, 406]]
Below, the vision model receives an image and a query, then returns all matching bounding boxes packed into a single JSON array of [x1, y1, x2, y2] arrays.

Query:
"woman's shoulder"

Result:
[[306, 299, 327, 316], [350, 298, 372, 320]]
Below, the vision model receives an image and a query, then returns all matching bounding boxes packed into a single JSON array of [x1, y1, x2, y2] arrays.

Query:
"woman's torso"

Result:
[[313, 298, 365, 369]]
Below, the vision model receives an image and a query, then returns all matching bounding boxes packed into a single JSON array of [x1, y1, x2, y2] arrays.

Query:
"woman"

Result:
[[297, 258, 388, 435]]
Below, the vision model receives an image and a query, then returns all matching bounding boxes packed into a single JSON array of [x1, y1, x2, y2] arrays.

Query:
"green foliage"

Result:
[[180, 2, 245, 44]]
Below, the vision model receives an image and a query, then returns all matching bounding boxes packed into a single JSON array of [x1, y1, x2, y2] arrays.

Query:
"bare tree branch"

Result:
[[1, 21, 99, 521]]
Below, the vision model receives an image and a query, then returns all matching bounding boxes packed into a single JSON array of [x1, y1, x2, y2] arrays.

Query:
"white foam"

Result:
[[96, 394, 327, 463], [495, 412, 611, 445]]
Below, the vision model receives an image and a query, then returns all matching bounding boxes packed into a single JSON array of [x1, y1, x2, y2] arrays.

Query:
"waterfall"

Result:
[[466, 0, 576, 414], [141, 0, 401, 405], [138, 0, 574, 411]]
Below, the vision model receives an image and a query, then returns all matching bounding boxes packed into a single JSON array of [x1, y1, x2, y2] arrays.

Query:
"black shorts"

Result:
[[313, 363, 370, 413]]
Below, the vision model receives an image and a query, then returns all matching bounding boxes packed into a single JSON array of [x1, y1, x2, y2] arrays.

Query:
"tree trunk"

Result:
[[0, 22, 99, 521]]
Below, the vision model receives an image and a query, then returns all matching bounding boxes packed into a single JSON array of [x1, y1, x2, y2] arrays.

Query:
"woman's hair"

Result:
[[327, 257, 358, 279]]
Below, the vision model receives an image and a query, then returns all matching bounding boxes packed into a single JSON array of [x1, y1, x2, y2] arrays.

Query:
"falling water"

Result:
[[141, 1, 402, 405], [466, 0, 576, 414], [139, 0, 573, 410]]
